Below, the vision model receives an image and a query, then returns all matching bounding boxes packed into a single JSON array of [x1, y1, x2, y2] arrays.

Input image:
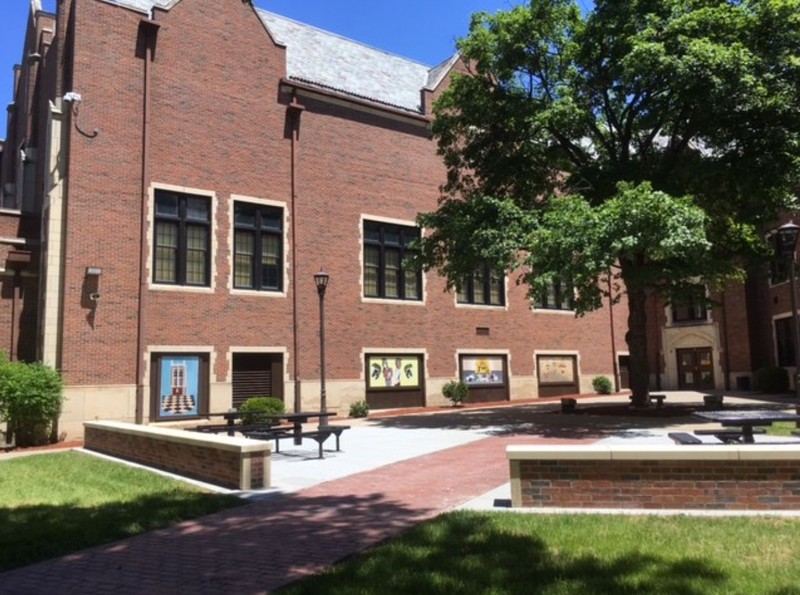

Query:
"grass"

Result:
[[0, 450, 243, 572], [278, 511, 800, 595], [767, 421, 798, 437]]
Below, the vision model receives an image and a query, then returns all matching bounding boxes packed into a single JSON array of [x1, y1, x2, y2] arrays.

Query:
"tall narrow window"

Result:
[[775, 317, 795, 367], [154, 191, 210, 286], [535, 279, 574, 310], [233, 202, 283, 291], [457, 263, 504, 306], [363, 220, 421, 301]]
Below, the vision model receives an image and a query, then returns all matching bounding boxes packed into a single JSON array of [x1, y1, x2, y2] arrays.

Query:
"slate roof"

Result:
[[258, 10, 450, 113], [98, 0, 456, 115]]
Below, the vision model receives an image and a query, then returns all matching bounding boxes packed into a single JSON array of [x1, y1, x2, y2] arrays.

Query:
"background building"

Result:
[[11, 0, 764, 440]]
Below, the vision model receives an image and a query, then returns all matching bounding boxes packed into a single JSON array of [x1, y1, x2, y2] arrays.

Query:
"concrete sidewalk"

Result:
[[1, 390, 797, 593]]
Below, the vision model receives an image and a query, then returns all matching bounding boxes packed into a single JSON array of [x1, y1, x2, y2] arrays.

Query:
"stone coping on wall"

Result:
[[507, 444, 800, 461], [84, 421, 270, 490], [507, 443, 800, 510], [84, 420, 266, 453]]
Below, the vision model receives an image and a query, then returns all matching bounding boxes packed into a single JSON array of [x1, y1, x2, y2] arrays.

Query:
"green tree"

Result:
[[418, 0, 800, 405]]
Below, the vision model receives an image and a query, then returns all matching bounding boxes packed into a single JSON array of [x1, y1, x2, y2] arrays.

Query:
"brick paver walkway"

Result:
[[0, 433, 581, 594]]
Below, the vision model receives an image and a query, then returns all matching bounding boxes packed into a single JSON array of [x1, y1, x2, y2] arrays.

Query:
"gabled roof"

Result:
[[258, 10, 447, 114], [96, 1, 457, 115]]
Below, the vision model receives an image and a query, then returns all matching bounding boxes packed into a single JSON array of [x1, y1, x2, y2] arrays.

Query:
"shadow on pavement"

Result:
[[368, 392, 798, 441]]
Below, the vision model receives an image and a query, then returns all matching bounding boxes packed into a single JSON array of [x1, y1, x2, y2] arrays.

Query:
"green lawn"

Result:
[[5, 449, 800, 594], [278, 511, 800, 595], [0, 450, 243, 572]]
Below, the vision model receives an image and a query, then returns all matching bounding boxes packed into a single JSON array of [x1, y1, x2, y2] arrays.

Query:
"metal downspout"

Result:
[[288, 93, 305, 413], [135, 19, 159, 424]]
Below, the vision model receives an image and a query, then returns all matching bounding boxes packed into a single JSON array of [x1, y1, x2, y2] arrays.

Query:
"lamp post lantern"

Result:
[[313, 271, 330, 424], [774, 222, 800, 409]]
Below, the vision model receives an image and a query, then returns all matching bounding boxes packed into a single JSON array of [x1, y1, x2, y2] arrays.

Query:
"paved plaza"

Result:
[[1, 391, 797, 594]]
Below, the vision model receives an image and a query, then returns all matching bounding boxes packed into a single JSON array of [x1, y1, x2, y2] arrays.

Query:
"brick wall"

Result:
[[84, 421, 270, 490], [509, 446, 800, 511], [49, 0, 624, 408]]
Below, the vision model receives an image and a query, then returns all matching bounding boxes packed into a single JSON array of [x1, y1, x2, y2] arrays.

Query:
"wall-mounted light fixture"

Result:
[[63, 92, 98, 139], [85, 266, 102, 304]]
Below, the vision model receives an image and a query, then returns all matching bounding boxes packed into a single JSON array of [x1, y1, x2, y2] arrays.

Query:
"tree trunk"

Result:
[[624, 273, 651, 407]]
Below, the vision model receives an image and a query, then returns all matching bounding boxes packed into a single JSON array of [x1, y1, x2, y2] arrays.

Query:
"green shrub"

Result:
[[442, 380, 469, 406], [592, 375, 613, 395], [349, 400, 369, 418], [0, 358, 63, 447], [754, 366, 789, 393], [239, 396, 285, 426]]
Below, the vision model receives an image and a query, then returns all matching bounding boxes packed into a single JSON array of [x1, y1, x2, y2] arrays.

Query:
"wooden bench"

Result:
[[667, 432, 703, 445], [694, 428, 765, 444]]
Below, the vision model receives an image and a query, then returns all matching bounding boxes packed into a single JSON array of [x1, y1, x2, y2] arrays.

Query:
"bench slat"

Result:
[[668, 432, 703, 445]]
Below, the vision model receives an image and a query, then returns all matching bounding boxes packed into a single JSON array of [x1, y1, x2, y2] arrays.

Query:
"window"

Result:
[[457, 264, 504, 306], [771, 255, 790, 285], [535, 279, 574, 311], [233, 202, 283, 291], [153, 190, 210, 286], [363, 220, 421, 300], [671, 286, 708, 323], [775, 317, 795, 367]]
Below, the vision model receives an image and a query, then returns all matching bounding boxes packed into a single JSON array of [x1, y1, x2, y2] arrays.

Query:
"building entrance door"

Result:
[[677, 348, 715, 390]]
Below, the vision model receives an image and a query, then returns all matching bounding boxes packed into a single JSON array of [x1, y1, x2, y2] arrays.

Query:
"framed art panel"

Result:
[[151, 353, 209, 420]]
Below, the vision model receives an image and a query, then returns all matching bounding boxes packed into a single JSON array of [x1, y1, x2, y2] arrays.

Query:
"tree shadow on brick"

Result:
[[0, 490, 440, 594]]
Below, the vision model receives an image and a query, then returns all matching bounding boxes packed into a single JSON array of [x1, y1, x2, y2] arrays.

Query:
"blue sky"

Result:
[[0, 0, 537, 139]]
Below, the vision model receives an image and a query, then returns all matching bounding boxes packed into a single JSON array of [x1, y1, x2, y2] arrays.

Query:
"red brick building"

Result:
[[2, 0, 782, 439]]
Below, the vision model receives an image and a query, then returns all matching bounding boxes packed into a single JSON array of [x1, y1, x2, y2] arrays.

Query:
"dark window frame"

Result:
[[770, 255, 790, 285], [153, 190, 211, 287], [775, 316, 795, 367], [671, 286, 709, 324], [457, 263, 505, 306], [363, 220, 422, 301], [233, 202, 284, 292], [534, 279, 575, 311]]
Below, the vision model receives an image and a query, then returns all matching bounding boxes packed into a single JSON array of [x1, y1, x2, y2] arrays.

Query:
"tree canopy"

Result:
[[417, 0, 800, 402]]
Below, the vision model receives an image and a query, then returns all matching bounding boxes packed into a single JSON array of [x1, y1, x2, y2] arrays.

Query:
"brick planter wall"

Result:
[[508, 445, 800, 511], [84, 421, 270, 490]]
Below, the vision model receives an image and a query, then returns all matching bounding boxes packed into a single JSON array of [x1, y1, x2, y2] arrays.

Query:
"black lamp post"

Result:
[[313, 271, 330, 424], [774, 222, 800, 407]]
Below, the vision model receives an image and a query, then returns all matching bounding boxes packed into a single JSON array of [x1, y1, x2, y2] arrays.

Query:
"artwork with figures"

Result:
[[461, 356, 505, 386], [367, 356, 420, 389]]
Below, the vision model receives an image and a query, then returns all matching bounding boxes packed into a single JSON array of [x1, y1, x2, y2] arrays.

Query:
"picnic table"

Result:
[[193, 410, 350, 457], [693, 409, 800, 444], [221, 410, 336, 444]]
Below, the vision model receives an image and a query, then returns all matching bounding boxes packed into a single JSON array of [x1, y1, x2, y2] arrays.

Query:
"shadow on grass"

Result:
[[277, 512, 729, 595], [0, 489, 443, 593], [0, 491, 244, 572]]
